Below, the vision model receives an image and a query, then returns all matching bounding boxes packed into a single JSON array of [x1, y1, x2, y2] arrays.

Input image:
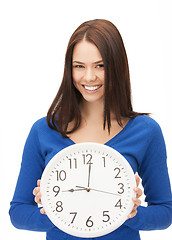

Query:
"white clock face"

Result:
[[41, 143, 136, 238]]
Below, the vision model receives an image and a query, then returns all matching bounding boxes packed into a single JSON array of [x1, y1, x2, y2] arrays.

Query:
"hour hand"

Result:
[[76, 185, 90, 192], [62, 187, 87, 193]]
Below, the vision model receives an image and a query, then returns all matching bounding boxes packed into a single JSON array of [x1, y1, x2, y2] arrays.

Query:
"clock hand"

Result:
[[75, 186, 121, 196], [62, 188, 87, 193], [76, 186, 87, 189], [75, 186, 90, 192], [87, 163, 92, 188], [89, 188, 121, 196]]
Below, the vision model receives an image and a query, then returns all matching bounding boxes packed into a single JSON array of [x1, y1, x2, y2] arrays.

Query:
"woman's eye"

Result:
[[73, 65, 84, 68], [96, 64, 104, 69]]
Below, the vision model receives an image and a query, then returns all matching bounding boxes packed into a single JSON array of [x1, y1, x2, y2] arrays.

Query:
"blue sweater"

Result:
[[9, 115, 172, 240]]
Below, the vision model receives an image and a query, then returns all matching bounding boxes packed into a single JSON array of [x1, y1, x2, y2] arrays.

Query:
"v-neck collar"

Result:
[[66, 118, 133, 146]]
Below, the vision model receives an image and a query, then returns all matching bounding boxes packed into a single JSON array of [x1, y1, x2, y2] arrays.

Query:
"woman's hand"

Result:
[[127, 174, 142, 219], [33, 180, 46, 214]]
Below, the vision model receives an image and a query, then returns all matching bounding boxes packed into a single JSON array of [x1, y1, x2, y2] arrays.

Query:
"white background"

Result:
[[0, 0, 172, 239]]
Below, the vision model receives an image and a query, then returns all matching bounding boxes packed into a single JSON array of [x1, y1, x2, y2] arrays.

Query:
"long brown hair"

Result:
[[47, 19, 148, 137]]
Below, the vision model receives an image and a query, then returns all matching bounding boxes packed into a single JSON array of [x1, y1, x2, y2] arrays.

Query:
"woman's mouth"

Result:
[[82, 85, 102, 91]]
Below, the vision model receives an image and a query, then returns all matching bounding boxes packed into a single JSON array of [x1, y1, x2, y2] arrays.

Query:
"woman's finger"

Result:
[[37, 179, 41, 187], [132, 197, 141, 208], [127, 199, 140, 219], [128, 208, 137, 219], [134, 187, 143, 199], [33, 179, 43, 207], [135, 173, 140, 187], [33, 180, 41, 196], [33, 186, 40, 196], [34, 191, 42, 205], [40, 207, 46, 215], [127, 190, 142, 219]]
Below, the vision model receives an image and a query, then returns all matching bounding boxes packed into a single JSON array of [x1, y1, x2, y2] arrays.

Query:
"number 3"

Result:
[[118, 183, 124, 194]]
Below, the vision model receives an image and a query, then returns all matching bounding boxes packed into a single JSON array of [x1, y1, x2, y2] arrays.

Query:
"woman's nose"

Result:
[[84, 68, 96, 82]]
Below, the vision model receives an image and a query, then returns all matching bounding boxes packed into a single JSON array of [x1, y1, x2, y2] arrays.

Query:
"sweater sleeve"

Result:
[[9, 121, 55, 231], [124, 120, 172, 231]]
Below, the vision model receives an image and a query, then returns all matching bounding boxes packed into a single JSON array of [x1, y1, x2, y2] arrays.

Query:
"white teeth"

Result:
[[84, 85, 101, 91]]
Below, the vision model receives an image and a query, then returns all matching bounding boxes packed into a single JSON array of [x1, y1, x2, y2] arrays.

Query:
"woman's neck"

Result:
[[80, 100, 105, 125]]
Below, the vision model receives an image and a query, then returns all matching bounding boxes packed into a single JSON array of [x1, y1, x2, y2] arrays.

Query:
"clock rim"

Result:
[[40, 142, 136, 238]]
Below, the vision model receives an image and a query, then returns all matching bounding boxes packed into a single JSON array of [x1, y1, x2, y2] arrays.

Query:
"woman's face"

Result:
[[72, 40, 105, 104]]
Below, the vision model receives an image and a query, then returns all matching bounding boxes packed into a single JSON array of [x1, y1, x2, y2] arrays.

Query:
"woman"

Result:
[[9, 19, 172, 240]]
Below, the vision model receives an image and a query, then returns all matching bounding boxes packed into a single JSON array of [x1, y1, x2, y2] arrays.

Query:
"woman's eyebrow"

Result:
[[94, 60, 103, 64], [73, 61, 84, 64], [73, 59, 103, 64]]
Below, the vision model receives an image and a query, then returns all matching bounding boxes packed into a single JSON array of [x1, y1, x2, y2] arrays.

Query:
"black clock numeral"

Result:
[[82, 154, 93, 165], [102, 211, 110, 222], [114, 167, 121, 178], [86, 216, 94, 227], [70, 212, 77, 223], [56, 170, 66, 181], [56, 201, 63, 212], [115, 199, 122, 209], [68, 158, 77, 169], [53, 186, 60, 197], [118, 183, 124, 194]]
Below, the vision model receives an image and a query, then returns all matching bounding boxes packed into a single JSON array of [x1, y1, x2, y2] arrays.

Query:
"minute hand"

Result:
[[90, 188, 121, 196], [75, 186, 121, 197]]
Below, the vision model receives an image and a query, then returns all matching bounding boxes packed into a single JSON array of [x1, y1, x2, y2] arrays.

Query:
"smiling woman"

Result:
[[47, 19, 148, 137], [9, 19, 172, 240]]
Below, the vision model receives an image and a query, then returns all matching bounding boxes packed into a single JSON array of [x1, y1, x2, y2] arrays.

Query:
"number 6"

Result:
[[86, 216, 94, 227]]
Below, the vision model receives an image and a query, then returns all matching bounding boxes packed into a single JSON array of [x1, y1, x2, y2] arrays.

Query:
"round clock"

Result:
[[40, 143, 136, 238]]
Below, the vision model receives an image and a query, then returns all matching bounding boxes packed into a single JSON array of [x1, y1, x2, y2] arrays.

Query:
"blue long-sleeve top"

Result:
[[9, 115, 172, 240]]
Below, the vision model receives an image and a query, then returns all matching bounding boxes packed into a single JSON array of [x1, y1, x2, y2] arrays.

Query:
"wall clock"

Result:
[[40, 142, 136, 238]]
